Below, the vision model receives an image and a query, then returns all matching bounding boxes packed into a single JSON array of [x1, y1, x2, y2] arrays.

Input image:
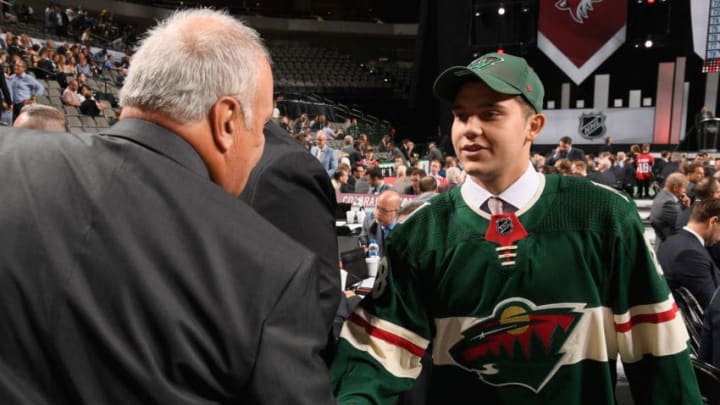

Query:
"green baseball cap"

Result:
[[433, 52, 544, 113]]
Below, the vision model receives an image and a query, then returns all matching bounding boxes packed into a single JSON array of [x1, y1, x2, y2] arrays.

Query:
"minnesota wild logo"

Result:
[[449, 298, 584, 392], [468, 55, 504, 72]]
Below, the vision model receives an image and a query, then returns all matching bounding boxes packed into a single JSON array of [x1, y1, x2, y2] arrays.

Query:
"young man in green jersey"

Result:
[[330, 52, 701, 404]]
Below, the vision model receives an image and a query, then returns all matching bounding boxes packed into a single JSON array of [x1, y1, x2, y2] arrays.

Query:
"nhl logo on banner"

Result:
[[497, 218, 513, 236], [578, 112, 606, 140]]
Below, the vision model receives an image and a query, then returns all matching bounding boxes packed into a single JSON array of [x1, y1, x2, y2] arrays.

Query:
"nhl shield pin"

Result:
[[485, 214, 528, 247], [497, 217, 513, 235]]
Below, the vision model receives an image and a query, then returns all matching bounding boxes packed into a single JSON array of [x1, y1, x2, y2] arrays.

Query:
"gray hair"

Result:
[[119, 9, 270, 128]]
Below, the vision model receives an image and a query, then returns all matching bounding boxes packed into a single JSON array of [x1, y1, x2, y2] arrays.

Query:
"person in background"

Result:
[[675, 177, 720, 229], [240, 120, 343, 365], [685, 162, 705, 201], [13, 103, 66, 132], [650, 172, 691, 247], [407, 168, 426, 195], [0, 60, 11, 115], [570, 159, 610, 186], [599, 136, 613, 153], [634, 144, 655, 199], [546, 135, 585, 165], [349, 163, 367, 193], [332, 166, 350, 193], [658, 198, 720, 309], [310, 130, 339, 177], [7, 59, 44, 122], [330, 51, 700, 404], [0, 9, 336, 404], [367, 166, 391, 195], [358, 189, 401, 257]]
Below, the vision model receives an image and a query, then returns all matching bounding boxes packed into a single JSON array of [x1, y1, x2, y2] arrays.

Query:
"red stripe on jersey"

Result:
[[614, 302, 678, 333], [348, 313, 426, 357]]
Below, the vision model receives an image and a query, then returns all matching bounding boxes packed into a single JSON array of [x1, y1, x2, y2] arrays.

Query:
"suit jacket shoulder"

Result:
[[0, 122, 336, 404], [240, 121, 340, 330]]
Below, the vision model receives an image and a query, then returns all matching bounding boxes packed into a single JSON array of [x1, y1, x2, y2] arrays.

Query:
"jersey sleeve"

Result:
[[609, 203, 702, 404], [330, 221, 433, 405]]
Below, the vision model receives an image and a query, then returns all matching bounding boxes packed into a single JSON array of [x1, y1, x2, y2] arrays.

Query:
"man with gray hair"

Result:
[[0, 9, 335, 404], [650, 172, 691, 247], [13, 104, 66, 132]]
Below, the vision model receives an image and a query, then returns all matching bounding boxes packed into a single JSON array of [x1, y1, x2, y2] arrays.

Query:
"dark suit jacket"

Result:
[[0, 120, 335, 404], [0, 72, 10, 106], [240, 121, 341, 336], [657, 229, 720, 308], [650, 189, 685, 244], [546, 146, 586, 165], [700, 288, 720, 368], [359, 216, 392, 257]]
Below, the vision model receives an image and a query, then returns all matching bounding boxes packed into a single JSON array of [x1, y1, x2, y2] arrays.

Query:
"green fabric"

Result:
[[331, 174, 701, 404]]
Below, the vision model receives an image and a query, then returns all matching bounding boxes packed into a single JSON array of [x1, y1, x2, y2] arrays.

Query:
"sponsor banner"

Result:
[[538, 0, 627, 84], [538, 107, 654, 145], [337, 193, 417, 208]]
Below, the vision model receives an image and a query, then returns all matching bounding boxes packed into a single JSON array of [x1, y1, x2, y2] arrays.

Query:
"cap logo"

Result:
[[526, 84, 533, 93], [468, 55, 504, 71]]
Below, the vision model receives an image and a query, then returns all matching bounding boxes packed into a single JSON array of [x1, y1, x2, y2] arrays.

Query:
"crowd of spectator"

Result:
[[0, 17, 128, 127], [1, 2, 139, 52]]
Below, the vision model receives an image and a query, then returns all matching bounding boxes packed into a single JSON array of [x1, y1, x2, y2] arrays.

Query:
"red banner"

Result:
[[538, 0, 627, 84]]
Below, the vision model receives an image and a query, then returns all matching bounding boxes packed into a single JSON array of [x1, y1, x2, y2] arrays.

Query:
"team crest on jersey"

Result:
[[449, 298, 584, 392], [555, 0, 603, 24], [578, 112, 606, 140]]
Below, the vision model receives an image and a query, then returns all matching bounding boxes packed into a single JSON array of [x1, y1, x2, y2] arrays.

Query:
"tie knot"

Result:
[[488, 197, 505, 215], [483, 197, 518, 215]]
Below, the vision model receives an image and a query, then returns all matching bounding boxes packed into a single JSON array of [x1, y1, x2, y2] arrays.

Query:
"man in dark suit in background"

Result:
[[546, 135, 586, 165], [367, 166, 391, 194], [240, 119, 342, 357], [0, 9, 336, 404], [676, 177, 720, 229], [658, 199, 720, 308]]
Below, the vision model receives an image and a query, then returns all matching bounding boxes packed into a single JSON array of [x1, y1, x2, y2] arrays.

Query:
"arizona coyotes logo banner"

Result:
[[538, 0, 627, 84]]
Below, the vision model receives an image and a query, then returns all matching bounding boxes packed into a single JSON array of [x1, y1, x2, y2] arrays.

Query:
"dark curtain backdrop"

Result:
[[406, 0, 475, 154]]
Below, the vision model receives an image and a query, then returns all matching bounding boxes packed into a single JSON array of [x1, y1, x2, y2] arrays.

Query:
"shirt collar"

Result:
[[382, 219, 397, 232], [683, 226, 705, 246], [461, 161, 541, 210]]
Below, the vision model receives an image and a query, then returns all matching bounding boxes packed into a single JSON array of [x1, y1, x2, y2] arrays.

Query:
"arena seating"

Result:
[[269, 41, 411, 98]]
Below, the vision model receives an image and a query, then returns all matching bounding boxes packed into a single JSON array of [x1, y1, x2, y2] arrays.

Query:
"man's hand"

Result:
[[680, 193, 691, 208], [1, 101, 8, 110]]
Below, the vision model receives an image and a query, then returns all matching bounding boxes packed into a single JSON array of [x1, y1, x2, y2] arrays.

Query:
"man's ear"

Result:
[[209, 96, 244, 153], [526, 113, 545, 142]]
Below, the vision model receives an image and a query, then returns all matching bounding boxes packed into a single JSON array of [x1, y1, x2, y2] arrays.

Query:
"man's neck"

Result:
[[471, 163, 529, 195], [686, 222, 707, 245]]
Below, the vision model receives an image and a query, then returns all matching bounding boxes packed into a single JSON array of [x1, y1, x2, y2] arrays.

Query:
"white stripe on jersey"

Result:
[[340, 307, 429, 379]]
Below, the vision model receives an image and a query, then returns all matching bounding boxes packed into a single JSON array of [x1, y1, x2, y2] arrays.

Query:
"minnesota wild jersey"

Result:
[[330, 174, 701, 404]]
